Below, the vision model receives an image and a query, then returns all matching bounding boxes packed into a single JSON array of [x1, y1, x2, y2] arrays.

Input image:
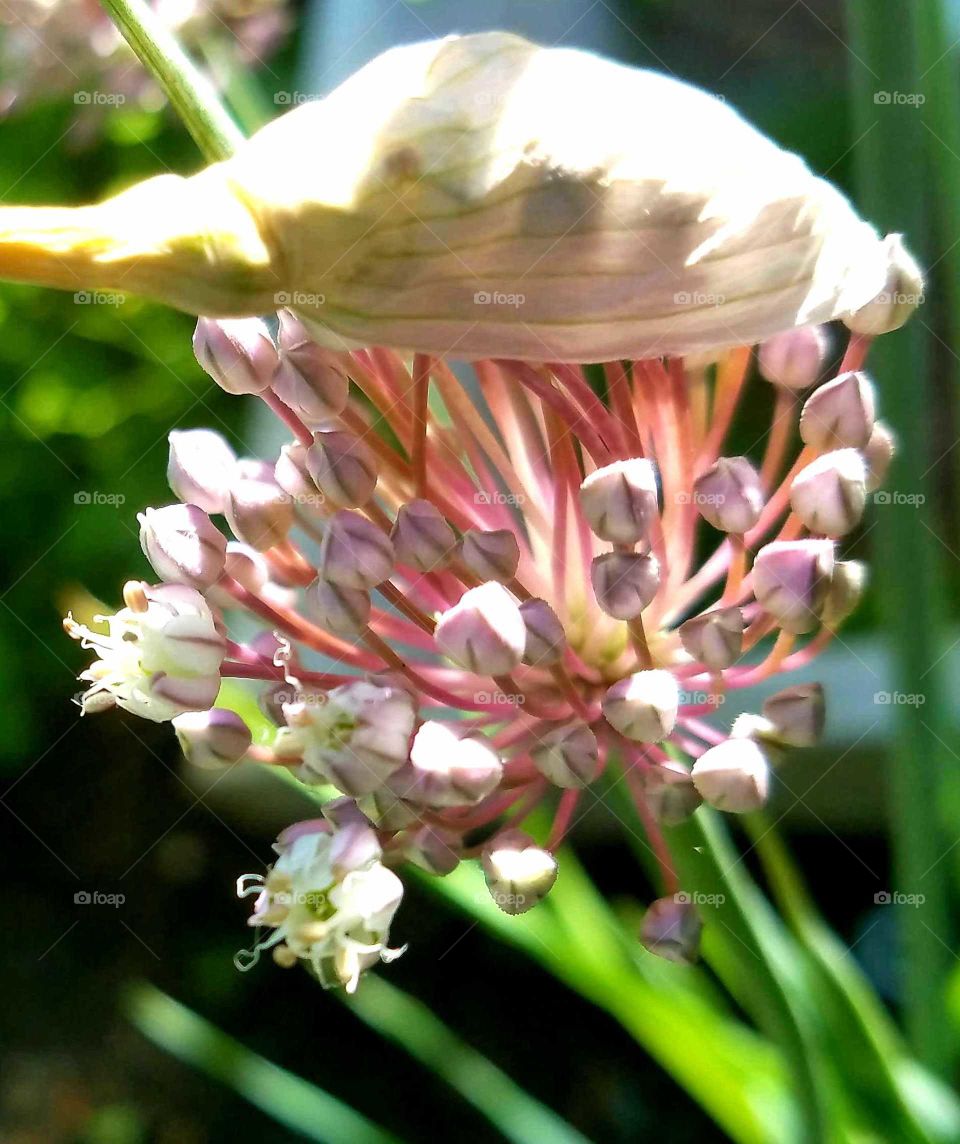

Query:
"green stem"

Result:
[[844, 0, 955, 1075], [100, 0, 245, 162]]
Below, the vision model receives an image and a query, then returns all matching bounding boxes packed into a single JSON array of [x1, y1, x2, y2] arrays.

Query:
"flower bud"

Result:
[[820, 560, 866, 627], [763, 683, 825, 748], [320, 509, 395, 589], [306, 428, 378, 508], [273, 312, 350, 423], [391, 499, 457, 571], [328, 817, 383, 879], [193, 316, 277, 395], [799, 370, 875, 450], [678, 606, 743, 671], [531, 720, 599, 788], [167, 428, 236, 514], [139, 504, 227, 589], [864, 421, 896, 492], [404, 824, 461, 876], [459, 528, 521, 583], [518, 598, 567, 667], [692, 738, 770, 812], [590, 551, 660, 619], [274, 442, 326, 524], [602, 669, 679, 742], [307, 577, 371, 635], [481, 829, 557, 915], [434, 581, 526, 675], [843, 234, 924, 335], [173, 708, 252, 768], [640, 896, 702, 964], [579, 457, 658, 546], [259, 681, 293, 727], [225, 460, 294, 551], [357, 787, 420, 831], [789, 449, 866, 538], [693, 456, 764, 534], [644, 761, 701, 826], [752, 539, 834, 633], [758, 324, 828, 389], [387, 720, 503, 807]]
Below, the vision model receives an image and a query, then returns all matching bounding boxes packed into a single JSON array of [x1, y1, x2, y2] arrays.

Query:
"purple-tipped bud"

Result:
[[391, 499, 457, 571], [273, 311, 350, 423], [320, 510, 395, 589], [763, 683, 825, 748], [821, 560, 867, 627], [459, 528, 521, 583], [590, 551, 660, 620], [356, 787, 420, 831], [693, 456, 764, 534], [167, 428, 236, 514], [193, 317, 277, 396], [259, 681, 293, 727], [387, 720, 503, 807], [530, 720, 599, 788], [758, 324, 828, 389], [644, 761, 701, 826], [602, 669, 679, 742], [864, 421, 896, 492], [274, 443, 326, 522], [678, 607, 743, 671], [692, 738, 770, 812], [519, 598, 567, 667], [173, 708, 252, 768], [138, 504, 227, 589], [404, 824, 461, 876], [790, 449, 866, 538], [843, 234, 924, 336], [753, 539, 835, 633], [579, 457, 658, 545], [306, 429, 378, 508], [434, 582, 526, 676], [481, 829, 558, 915], [640, 896, 702, 964], [800, 371, 876, 450], [329, 818, 383, 878], [225, 460, 294, 551], [307, 577, 371, 636]]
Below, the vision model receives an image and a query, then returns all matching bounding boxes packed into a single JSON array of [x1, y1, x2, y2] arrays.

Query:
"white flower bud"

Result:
[[519, 597, 567, 666], [320, 509, 395, 589], [530, 720, 599, 788], [193, 317, 277, 396], [434, 582, 526, 676], [692, 738, 770, 813], [864, 421, 896, 492], [799, 370, 875, 450], [693, 456, 764, 534], [602, 669, 679, 742], [790, 448, 866, 538], [752, 539, 835, 634], [306, 428, 378, 508], [225, 459, 294, 551], [391, 499, 457, 571], [579, 457, 658, 546], [481, 829, 557, 915], [459, 528, 521, 583], [272, 311, 350, 423], [677, 607, 743, 671], [843, 234, 924, 336], [404, 824, 461, 876], [758, 325, 828, 389], [820, 560, 866, 628], [763, 683, 825, 748], [590, 551, 660, 619], [307, 578, 371, 635], [167, 428, 236, 514], [174, 708, 252, 768], [139, 504, 227, 589], [387, 721, 503, 807]]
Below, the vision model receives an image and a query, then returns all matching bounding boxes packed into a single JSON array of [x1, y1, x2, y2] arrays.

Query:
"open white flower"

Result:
[[64, 580, 225, 722], [236, 820, 404, 992]]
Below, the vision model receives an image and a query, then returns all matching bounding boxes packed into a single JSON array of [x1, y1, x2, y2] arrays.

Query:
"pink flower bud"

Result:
[[167, 428, 236, 514], [640, 896, 702, 964], [173, 707, 252, 768], [644, 760, 701, 825], [434, 582, 526, 675], [225, 460, 294, 551], [274, 443, 326, 523], [307, 577, 371, 635], [306, 429, 378, 508], [590, 551, 660, 619], [864, 421, 896, 492], [139, 504, 227, 589], [693, 456, 764, 534], [752, 539, 834, 633], [518, 598, 567, 667], [404, 824, 461, 876], [320, 509, 395, 589], [272, 311, 350, 423], [843, 234, 924, 336], [579, 457, 658, 545], [459, 528, 521, 583], [602, 669, 679, 742], [193, 317, 277, 396], [692, 737, 770, 812], [758, 324, 828, 389], [678, 606, 743, 671], [481, 829, 557, 915], [821, 560, 866, 627], [763, 683, 825, 747], [328, 817, 383, 878], [387, 720, 503, 807], [790, 449, 866, 538], [390, 499, 457, 571], [531, 720, 599, 788], [799, 371, 876, 450]]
